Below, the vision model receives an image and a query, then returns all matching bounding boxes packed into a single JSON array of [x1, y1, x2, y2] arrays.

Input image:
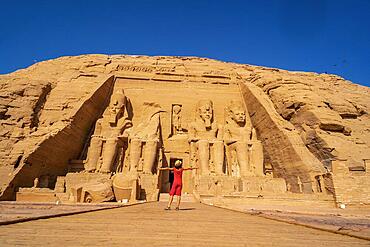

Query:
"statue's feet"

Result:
[[82, 169, 96, 173], [242, 172, 255, 177], [98, 170, 112, 174]]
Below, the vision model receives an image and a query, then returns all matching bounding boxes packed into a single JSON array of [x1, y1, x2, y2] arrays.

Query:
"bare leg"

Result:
[[176, 196, 181, 210], [166, 195, 174, 209]]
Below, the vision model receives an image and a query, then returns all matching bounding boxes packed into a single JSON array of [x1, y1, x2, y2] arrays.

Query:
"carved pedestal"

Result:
[[16, 188, 58, 203], [139, 174, 159, 201], [241, 177, 287, 195], [194, 175, 241, 196], [112, 173, 139, 202], [65, 173, 114, 203], [249, 141, 264, 176]]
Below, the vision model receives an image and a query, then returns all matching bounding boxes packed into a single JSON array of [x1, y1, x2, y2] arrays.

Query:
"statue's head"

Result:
[[108, 89, 127, 123], [227, 101, 246, 126], [173, 104, 181, 115], [110, 89, 126, 113], [196, 99, 214, 127]]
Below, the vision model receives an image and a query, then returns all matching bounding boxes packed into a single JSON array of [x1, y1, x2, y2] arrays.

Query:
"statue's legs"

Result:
[[225, 145, 233, 176], [121, 143, 130, 174], [115, 140, 127, 173], [85, 136, 103, 172], [100, 138, 118, 173], [235, 142, 251, 176], [213, 141, 224, 175], [143, 140, 158, 174], [198, 140, 210, 175], [129, 139, 142, 173], [249, 141, 264, 176], [189, 142, 197, 167]]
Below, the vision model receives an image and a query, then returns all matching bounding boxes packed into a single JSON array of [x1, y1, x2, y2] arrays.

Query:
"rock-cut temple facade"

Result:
[[0, 55, 369, 207]]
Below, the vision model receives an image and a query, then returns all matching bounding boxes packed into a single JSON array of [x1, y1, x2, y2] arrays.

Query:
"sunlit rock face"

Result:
[[0, 54, 369, 206]]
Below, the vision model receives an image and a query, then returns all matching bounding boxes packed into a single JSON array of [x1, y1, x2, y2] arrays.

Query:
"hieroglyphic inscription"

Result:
[[202, 70, 231, 79], [117, 65, 154, 73], [156, 66, 176, 73]]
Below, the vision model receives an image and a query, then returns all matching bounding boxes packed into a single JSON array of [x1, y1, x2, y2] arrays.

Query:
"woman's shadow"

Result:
[[179, 208, 196, 211]]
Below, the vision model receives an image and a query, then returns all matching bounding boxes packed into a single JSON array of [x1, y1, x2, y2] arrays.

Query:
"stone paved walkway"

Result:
[[0, 202, 369, 246], [215, 202, 370, 240], [0, 202, 123, 224]]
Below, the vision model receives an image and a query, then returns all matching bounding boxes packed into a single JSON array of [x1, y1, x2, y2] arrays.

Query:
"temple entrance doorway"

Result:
[[160, 153, 193, 194]]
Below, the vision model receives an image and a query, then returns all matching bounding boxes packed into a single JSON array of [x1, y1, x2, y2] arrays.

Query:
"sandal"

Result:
[[175, 207, 179, 211], [164, 207, 171, 210]]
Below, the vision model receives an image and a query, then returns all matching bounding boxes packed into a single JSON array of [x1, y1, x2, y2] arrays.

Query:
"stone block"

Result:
[[242, 177, 287, 194], [54, 176, 66, 193], [65, 173, 113, 203], [16, 190, 58, 203], [195, 175, 217, 195], [332, 161, 349, 176], [139, 173, 159, 201], [216, 176, 241, 194]]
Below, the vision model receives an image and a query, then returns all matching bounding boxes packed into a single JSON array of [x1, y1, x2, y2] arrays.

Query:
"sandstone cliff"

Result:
[[0, 55, 369, 202]]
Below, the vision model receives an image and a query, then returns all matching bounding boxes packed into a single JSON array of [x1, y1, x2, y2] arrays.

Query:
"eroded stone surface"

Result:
[[0, 54, 368, 207]]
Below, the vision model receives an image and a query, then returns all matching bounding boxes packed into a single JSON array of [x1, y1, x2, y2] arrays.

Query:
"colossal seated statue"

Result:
[[128, 102, 163, 174], [84, 89, 132, 173], [189, 99, 224, 175], [224, 100, 264, 177]]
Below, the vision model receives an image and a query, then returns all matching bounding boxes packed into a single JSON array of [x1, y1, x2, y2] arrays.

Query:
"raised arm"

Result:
[[183, 167, 199, 171], [158, 167, 174, 171]]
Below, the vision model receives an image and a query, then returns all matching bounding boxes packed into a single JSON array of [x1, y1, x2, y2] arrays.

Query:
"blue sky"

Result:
[[1, 0, 369, 87]]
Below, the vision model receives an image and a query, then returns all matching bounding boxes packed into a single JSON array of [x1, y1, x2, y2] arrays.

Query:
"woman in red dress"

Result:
[[159, 160, 198, 210]]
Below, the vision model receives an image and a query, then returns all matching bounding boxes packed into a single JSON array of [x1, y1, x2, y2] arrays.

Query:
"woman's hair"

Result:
[[174, 160, 182, 168]]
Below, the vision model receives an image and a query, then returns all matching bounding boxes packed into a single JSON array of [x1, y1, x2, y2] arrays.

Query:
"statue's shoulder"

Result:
[[190, 120, 205, 129], [223, 122, 231, 130], [188, 121, 196, 128], [212, 121, 223, 129]]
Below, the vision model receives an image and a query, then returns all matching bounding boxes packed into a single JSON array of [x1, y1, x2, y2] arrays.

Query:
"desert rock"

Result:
[[0, 54, 368, 206]]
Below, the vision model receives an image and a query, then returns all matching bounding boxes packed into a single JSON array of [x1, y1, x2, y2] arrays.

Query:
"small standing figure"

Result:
[[33, 177, 39, 188], [159, 160, 198, 210], [171, 104, 183, 135]]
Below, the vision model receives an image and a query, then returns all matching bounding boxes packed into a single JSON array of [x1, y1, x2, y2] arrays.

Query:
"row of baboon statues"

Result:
[[83, 89, 264, 177]]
